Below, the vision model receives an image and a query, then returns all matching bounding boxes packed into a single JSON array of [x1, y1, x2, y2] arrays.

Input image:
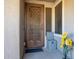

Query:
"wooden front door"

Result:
[[25, 3, 44, 49]]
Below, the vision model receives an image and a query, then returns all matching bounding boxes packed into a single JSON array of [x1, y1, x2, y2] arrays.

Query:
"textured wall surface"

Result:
[[63, 0, 74, 33], [4, 0, 20, 59]]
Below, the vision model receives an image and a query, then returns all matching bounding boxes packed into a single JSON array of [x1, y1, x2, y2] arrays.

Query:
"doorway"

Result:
[[23, 1, 63, 59], [24, 3, 44, 50]]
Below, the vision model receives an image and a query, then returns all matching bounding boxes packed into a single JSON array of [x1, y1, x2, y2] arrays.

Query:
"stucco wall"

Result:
[[4, 0, 24, 59], [63, 0, 74, 33]]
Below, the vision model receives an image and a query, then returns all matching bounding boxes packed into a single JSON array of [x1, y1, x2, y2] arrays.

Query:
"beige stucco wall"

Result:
[[4, 0, 24, 59], [63, 0, 74, 33]]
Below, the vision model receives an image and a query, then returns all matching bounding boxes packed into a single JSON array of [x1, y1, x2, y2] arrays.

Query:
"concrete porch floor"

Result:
[[24, 49, 63, 59]]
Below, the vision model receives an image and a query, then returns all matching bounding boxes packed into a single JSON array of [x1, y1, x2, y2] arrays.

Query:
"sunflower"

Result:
[[60, 32, 73, 48], [60, 32, 68, 48], [65, 38, 73, 47]]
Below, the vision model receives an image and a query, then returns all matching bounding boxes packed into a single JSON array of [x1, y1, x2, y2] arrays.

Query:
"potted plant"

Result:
[[60, 32, 73, 59]]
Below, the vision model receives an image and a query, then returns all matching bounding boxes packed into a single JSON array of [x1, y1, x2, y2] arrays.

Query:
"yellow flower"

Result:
[[60, 32, 68, 48], [60, 44, 63, 48], [60, 38, 65, 48], [60, 32, 73, 48], [65, 39, 70, 46], [62, 32, 68, 39], [69, 39, 73, 47], [65, 38, 73, 47]]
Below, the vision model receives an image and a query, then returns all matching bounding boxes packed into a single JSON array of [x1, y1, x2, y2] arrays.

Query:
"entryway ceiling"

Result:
[[25, 0, 57, 3], [39, 0, 57, 2]]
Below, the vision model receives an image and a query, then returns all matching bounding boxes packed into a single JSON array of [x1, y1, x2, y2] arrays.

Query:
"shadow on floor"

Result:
[[24, 49, 63, 59]]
